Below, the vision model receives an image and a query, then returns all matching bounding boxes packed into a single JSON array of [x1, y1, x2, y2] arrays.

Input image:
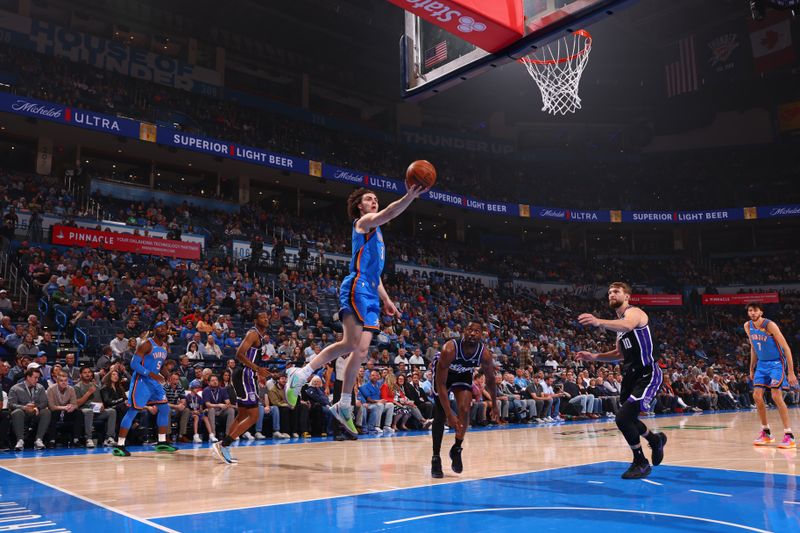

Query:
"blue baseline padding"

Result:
[[0, 466, 167, 532]]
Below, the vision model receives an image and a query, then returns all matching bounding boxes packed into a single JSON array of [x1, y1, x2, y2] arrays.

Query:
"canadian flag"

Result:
[[748, 10, 795, 73]]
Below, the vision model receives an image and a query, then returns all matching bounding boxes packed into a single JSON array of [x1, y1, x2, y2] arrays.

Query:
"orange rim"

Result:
[[518, 29, 592, 66]]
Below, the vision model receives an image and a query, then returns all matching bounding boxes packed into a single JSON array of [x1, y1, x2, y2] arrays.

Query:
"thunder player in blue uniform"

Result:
[[746, 303, 797, 449], [112, 322, 177, 456], [285, 184, 427, 435], [577, 282, 667, 479], [212, 311, 271, 464]]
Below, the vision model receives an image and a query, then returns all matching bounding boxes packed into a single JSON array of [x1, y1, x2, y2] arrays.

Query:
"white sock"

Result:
[[785, 428, 792, 434], [762, 425, 770, 431], [339, 393, 352, 406], [158, 433, 166, 443], [298, 365, 314, 381], [117, 437, 126, 446]]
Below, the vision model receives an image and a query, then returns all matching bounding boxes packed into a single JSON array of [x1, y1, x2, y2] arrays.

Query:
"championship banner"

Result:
[[701, 293, 779, 305], [629, 294, 683, 306], [52, 225, 201, 260], [36, 137, 52, 175], [0, 92, 141, 139], [385, 0, 524, 52]]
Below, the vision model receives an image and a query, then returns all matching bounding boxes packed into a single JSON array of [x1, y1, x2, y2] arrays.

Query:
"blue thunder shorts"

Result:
[[128, 374, 168, 409], [338, 277, 381, 332], [754, 360, 786, 389]]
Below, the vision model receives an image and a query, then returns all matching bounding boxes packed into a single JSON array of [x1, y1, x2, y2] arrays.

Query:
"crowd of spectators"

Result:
[[2, 44, 799, 211], [1, 234, 798, 451]]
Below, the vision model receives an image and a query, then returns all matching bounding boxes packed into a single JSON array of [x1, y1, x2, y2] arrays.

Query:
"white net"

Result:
[[520, 30, 593, 115]]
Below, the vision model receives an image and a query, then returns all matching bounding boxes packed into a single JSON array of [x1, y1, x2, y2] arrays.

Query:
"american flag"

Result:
[[665, 35, 699, 98], [424, 41, 448, 69]]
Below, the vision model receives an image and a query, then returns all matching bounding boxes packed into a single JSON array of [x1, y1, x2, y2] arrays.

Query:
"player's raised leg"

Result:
[[328, 330, 373, 436], [286, 315, 367, 408]]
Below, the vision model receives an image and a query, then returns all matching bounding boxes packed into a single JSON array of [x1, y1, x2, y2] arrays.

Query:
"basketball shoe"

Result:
[[753, 430, 775, 446], [777, 434, 796, 449]]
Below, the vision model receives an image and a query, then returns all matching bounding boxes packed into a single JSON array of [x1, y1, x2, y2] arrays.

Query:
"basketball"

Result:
[[405, 160, 437, 189]]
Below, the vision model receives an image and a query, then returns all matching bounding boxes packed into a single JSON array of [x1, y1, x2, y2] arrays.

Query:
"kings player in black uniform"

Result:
[[576, 282, 667, 479], [212, 311, 271, 465], [431, 320, 498, 478]]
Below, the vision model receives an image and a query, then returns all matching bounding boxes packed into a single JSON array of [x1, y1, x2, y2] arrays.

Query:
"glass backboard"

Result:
[[401, 0, 635, 100]]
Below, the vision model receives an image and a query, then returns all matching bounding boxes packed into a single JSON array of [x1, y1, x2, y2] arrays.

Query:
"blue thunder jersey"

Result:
[[136, 338, 168, 380], [749, 319, 784, 362], [345, 221, 385, 293]]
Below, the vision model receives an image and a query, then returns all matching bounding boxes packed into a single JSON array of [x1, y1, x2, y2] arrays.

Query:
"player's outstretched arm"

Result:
[[575, 345, 621, 363], [356, 184, 428, 232], [579, 307, 646, 333], [767, 321, 797, 386]]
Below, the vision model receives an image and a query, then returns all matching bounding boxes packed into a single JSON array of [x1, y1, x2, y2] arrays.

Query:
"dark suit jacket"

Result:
[[404, 382, 430, 408]]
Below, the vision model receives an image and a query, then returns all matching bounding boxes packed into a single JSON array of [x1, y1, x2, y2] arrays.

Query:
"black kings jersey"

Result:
[[432, 337, 485, 396], [616, 306, 657, 374]]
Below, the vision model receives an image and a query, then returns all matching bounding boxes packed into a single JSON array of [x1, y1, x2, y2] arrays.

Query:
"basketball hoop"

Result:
[[519, 29, 593, 115]]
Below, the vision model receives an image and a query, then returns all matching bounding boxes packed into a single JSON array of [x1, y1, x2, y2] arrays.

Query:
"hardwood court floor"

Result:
[[1, 409, 797, 524]]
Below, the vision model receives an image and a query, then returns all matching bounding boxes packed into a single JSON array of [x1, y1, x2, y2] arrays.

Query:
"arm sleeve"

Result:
[[7, 387, 24, 410], [130, 355, 148, 376]]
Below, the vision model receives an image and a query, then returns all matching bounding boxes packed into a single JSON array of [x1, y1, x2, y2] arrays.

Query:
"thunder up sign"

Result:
[[51, 225, 201, 260]]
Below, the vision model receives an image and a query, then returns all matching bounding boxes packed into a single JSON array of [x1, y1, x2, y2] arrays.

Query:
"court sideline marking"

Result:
[[689, 489, 733, 497], [0, 466, 180, 533], [382, 506, 773, 532], [148, 460, 606, 519]]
